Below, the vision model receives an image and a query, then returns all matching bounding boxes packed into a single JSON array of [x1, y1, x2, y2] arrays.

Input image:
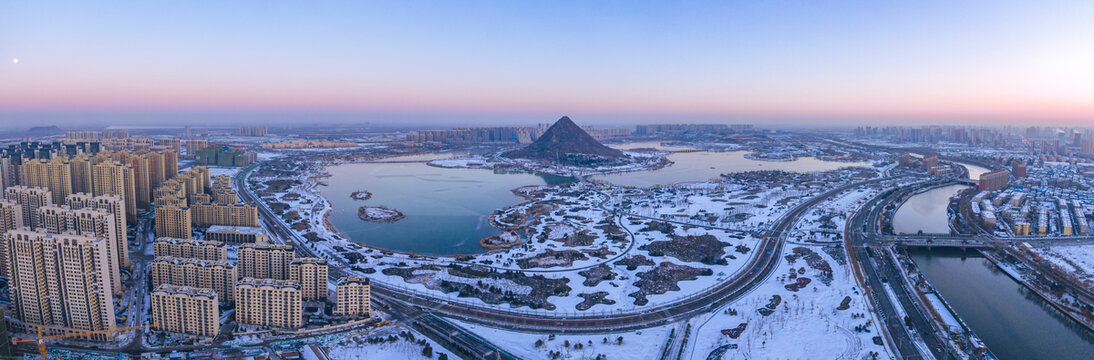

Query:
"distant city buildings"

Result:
[[407, 126, 546, 145], [634, 124, 750, 136], [234, 126, 268, 137], [261, 140, 357, 149], [193, 145, 256, 167]]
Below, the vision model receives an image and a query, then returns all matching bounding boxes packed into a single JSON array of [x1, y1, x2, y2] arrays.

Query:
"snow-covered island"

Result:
[[350, 190, 372, 200], [357, 206, 405, 222]]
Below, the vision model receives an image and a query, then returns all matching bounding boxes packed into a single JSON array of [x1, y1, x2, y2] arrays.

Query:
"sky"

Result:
[[1, 1, 1093, 130]]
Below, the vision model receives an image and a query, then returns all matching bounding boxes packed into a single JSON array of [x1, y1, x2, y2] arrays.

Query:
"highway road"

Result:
[[847, 179, 965, 359], [237, 162, 905, 333]]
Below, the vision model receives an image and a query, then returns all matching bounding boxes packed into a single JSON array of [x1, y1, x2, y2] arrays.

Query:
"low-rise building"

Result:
[[205, 225, 269, 243]]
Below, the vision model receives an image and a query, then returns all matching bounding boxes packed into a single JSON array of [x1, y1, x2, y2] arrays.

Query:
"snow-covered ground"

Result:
[[449, 318, 675, 360], [1031, 244, 1094, 282], [688, 185, 893, 360]]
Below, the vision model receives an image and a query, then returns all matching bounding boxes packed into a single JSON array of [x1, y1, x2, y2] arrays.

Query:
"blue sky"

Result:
[[1, 1, 1092, 129]]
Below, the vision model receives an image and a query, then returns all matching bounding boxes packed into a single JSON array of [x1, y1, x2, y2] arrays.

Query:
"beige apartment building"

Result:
[[92, 161, 137, 222], [153, 237, 226, 261], [150, 284, 220, 337], [289, 257, 328, 301], [149, 256, 238, 303], [335, 276, 372, 318], [5, 230, 116, 338], [154, 205, 192, 239], [0, 199, 24, 276], [190, 203, 257, 227], [234, 277, 303, 328], [4, 186, 52, 230], [36, 205, 123, 291], [20, 157, 73, 205], [65, 193, 129, 267], [239, 243, 294, 280]]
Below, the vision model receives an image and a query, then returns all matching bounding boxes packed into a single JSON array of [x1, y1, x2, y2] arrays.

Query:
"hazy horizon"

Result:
[[2, 1, 1092, 129]]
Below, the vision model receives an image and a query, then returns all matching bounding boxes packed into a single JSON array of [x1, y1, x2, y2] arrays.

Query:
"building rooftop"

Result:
[[152, 283, 219, 299]]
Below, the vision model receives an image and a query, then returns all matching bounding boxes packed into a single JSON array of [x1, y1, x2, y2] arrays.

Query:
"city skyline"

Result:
[[3, 1, 1094, 129]]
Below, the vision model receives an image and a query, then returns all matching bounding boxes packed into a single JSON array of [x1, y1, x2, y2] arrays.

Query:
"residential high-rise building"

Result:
[[4, 186, 52, 230], [65, 193, 128, 267], [1011, 159, 1027, 178], [190, 203, 257, 227], [36, 206, 122, 291], [69, 154, 94, 194], [150, 284, 220, 337], [5, 230, 116, 339], [289, 258, 328, 301], [153, 237, 226, 261], [128, 154, 152, 210], [234, 278, 302, 328], [149, 256, 238, 303], [238, 243, 294, 280], [92, 161, 137, 222], [978, 169, 1010, 192], [335, 276, 371, 318], [19, 157, 73, 205], [0, 200, 24, 276], [155, 206, 192, 239], [922, 155, 939, 170], [233, 126, 268, 137]]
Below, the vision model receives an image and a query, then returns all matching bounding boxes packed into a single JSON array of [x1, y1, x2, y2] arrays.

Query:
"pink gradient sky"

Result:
[[1, 1, 1092, 127]]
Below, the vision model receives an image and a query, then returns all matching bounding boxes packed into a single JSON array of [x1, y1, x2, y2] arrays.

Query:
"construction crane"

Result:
[[11, 324, 153, 360]]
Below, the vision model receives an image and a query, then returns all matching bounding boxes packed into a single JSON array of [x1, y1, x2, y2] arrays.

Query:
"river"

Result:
[[910, 249, 1094, 360], [895, 183, 1094, 359]]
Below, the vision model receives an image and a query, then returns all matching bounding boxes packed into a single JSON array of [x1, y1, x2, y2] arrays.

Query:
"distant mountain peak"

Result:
[[503, 116, 623, 163]]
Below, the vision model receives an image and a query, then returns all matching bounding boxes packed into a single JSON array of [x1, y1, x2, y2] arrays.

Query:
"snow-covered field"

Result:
[[1032, 244, 1094, 282], [450, 318, 675, 360], [688, 186, 892, 360]]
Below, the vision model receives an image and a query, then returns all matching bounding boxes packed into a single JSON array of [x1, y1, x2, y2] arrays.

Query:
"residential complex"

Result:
[[4, 230, 116, 339]]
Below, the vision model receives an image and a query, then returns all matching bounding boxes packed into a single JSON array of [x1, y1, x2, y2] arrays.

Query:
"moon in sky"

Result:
[[11, 58, 17, 64]]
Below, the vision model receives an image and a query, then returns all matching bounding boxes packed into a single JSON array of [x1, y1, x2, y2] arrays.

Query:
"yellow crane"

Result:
[[11, 324, 153, 360]]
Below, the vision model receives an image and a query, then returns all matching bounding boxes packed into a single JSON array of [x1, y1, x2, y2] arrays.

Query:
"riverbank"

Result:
[[979, 249, 1094, 332]]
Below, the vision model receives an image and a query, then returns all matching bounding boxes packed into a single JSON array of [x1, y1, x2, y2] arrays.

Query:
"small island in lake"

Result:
[[350, 190, 372, 200], [357, 206, 405, 222]]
